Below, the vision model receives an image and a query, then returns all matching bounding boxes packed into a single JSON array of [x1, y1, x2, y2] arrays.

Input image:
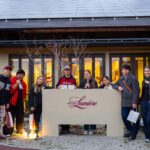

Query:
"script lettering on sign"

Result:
[[67, 95, 98, 109]]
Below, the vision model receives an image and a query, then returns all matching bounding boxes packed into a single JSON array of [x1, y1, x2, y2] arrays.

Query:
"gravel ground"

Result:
[[0, 131, 150, 150]]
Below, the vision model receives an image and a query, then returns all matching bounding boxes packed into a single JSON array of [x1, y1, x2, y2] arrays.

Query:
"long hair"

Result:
[[34, 76, 44, 93]]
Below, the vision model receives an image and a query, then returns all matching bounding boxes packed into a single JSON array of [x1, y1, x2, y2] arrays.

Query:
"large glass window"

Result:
[[11, 58, 19, 77], [34, 59, 42, 84], [111, 57, 120, 83], [84, 58, 92, 75], [71, 58, 80, 86], [61, 58, 69, 75], [44, 58, 53, 87], [122, 57, 131, 66], [22, 59, 29, 92], [135, 57, 144, 95], [146, 57, 150, 66], [95, 58, 104, 86]]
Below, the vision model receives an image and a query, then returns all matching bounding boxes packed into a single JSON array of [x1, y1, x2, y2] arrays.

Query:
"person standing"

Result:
[[29, 76, 44, 138], [0, 66, 12, 139], [80, 70, 98, 135], [141, 66, 150, 143], [113, 64, 140, 140], [10, 69, 27, 134], [56, 65, 77, 134]]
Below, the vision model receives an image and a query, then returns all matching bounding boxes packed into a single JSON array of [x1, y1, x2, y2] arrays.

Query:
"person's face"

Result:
[[144, 67, 150, 77], [3, 69, 11, 77], [122, 68, 129, 76], [84, 71, 91, 79], [103, 77, 110, 86], [64, 69, 71, 76], [37, 77, 44, 85], [17, 74, 25, 80]]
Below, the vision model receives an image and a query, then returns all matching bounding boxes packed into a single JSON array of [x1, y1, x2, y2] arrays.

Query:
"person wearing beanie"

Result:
[[10, 69, 27, 134]]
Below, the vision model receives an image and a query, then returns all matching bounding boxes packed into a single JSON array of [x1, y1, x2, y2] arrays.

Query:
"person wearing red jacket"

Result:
[[56, 65, 77, 134], [10, 69, 26, 134]]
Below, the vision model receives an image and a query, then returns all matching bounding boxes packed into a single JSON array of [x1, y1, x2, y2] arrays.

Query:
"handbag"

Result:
[[6, 111, 13, 128], [29, 113, 35, 130], [127, 109, 140, 123]]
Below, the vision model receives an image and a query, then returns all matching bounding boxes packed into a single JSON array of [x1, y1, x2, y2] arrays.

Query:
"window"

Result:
[[11, 58, 19, 77], [71, 58, 80, 86], [44, 58, 53, 87], [146, 57, 150, 66], [34, 59, 42, 84], [22, 59, 29, 92], [84, 58, 92, 75], [111, 57, 120, 83], [95, 58, 104, 86], [135, 57, 144, 95]]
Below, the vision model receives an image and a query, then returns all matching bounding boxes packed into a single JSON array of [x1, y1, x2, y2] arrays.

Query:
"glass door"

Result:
[[111, 57, 120, 83], [34, 58, 42, 84], [95, 57, 104, 86], [71, 58, 80, 86], [135, 57, 144, 95]]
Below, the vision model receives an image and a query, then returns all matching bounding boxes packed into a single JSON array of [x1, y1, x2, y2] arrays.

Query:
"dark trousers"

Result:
[[141, 100, 150, 139], [34, 104, 42, 133], [61, 125, 70, 133], [10, 104, 24, 133], [84, 125, 96, 131], [121, 107, 139, 137]]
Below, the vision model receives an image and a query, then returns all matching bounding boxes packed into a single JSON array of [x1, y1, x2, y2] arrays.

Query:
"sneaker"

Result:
[[84, 131, 89, 135], [145, 139, 150, 143], [128, 136, 136, 141], [89, 131, 94, 135], [0, 135, 6, 140]]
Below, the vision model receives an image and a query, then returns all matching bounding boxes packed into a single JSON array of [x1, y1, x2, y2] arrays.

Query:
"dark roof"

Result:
[[0, 0, 150, 29], [0, 18, 150, 30], [0, 0, 150, 19]]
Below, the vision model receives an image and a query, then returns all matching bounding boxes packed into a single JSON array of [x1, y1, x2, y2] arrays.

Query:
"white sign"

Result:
[[42, 89, 124, 137]]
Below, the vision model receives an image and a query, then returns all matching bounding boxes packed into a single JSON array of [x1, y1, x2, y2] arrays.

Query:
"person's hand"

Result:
[[6, 104, 10, 109], [132, 104, 137, 109], [16, 80, 21, 84], [31, 107, 35, 111], [118, 87, 124, 92]]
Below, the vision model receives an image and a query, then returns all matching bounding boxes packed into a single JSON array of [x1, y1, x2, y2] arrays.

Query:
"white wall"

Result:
[[0, 54, 9, 74]]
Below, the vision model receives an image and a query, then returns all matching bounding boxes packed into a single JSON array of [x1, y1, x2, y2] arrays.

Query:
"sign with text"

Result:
[[42, 89, 124, 137]]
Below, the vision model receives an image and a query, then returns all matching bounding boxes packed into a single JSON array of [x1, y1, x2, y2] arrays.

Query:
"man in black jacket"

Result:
[[113, 64, 140, 141], [0, 66, 12, 139]]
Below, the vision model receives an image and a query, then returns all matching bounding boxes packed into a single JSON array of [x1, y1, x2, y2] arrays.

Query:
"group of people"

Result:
[[0, 66, 44, 139], [56, 64, 150, 143], [0, 63, 149, 143]]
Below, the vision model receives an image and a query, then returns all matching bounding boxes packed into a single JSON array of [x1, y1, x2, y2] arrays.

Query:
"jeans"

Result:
[[141, 100, 150, 139], [84, 125, 96, 131], [0, 105, 5, 135], [121, 107, 139, 137], [34, 104, 42, 133]]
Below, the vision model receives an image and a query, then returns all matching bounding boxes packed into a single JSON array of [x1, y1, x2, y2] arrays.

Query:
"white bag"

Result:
[[29, 114, 35, 130], [6, 111, 13, 128], [68, 85, 75, 90], [127, 110, 140, 124], [60, 85, 68, 90]]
